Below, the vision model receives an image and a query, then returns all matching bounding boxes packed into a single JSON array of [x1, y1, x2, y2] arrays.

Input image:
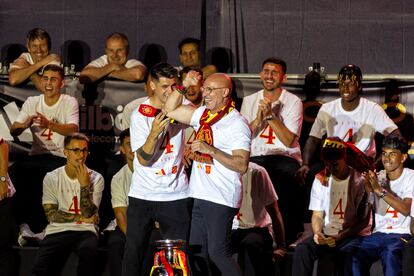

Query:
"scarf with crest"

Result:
[[186, 99, 235, 164]]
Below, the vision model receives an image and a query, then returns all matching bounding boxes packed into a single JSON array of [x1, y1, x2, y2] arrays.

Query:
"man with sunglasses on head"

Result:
[[30, 133, 104, 276], [9, 64, 79, 245]]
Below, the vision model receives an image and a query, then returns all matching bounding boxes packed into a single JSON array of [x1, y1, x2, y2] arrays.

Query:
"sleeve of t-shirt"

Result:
[[111, 170, 128, 208], [240, 94, 255, 123], [309, 106, 328, 139], [281, 97, 303, 136], [309, 177, 325, 211], [91, 171, 104, 208], [372, 104, 398, 135], [401, 171, 414, 200], [252, 163, 278, 205], [189, 106, 206, 130], [230, 116, 251, 151], [42, 172, 58, 205], [125, 59, 146, 69], [15, 98, 33, 123], [130, 110, 150, 152], [64, 96, 79, 125], [85, 56, 107, 68]]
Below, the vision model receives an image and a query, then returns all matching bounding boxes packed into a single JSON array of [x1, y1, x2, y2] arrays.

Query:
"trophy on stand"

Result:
[[150, 239, 189, 276]]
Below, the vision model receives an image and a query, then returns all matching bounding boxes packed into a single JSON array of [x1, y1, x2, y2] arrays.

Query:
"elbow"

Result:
[[239, 162, 249, 174], [8, 76, 19, 86]]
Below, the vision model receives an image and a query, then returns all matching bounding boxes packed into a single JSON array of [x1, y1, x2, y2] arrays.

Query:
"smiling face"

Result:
[[105, 37, 128, 65], [202, 74, 230, 113], [151, 76, 177, 107], [339, 77, 360, 104], [381, 147, 406, 174], [27, 38, 49, 63], [180, 43, 200, 67], [41, 69, 64, 99], [259, 63, 286, 92]]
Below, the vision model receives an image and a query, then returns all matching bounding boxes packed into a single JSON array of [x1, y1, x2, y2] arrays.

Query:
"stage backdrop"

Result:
[[1, 0, 414, 74]]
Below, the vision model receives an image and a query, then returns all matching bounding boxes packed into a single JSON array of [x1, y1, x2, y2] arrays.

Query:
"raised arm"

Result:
[[80, 63, 120, 83]]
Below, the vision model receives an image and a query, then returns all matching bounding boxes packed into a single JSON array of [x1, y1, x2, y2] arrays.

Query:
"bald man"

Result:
[[165, 73, 252, 276], [80, 32, 146, 83]]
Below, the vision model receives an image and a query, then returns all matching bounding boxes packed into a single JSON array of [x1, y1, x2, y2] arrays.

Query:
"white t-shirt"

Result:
[[189, 106, 251, 208], [85, 55, 145, 69], [129, 99, 189, 201], [111, 164, 132, 208], [374, 168, 414, 234], [42, 166, 104, 236], [310, 97, 397, 157], [120, 97, 147, 130], [240, 89, 303, 163], [15, 94, 79, 157], [232, 162, 278, 230]]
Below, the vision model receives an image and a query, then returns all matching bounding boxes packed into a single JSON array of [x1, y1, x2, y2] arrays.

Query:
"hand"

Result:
[[296, 165, 310, 185], [364, 170, 381, 195], [109, 63, 125, 73], [33, 112, 50, 129], [313, 232, 326, 245], [74, 162, 90, 188], [182, 70, 202, 88], [79, 213, 99, 224], [24, 115, 37, 129], [324, 236, 337, 247], [272, 247, 287, 262], [259, 99, 272, 119], [40, 54, 60, 65], [191, 139, 215, 155], [149, 112, 171, 137], [0, 181, 8, 201]]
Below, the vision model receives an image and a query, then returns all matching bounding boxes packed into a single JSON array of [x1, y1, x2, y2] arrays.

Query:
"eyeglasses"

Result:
[[200, 87, 227, 94], [66, 147, 89, 154]]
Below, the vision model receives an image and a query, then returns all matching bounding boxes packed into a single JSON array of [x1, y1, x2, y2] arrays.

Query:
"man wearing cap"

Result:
[[292, 137, 372, 276], [342, 136, 413, 276]]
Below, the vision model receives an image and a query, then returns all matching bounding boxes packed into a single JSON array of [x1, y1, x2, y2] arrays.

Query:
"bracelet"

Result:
[[175, 85, 187, 95], [379, 189, 387, 198]]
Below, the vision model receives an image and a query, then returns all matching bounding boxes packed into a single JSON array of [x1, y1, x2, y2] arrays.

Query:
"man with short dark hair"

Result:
[[30, 133, 104, 276], [240, 57, 304, 246], [80, 32, 146, 83], [342, 136, 413, 276], [10, 64, 79, 242], [293, 138, 372, 276], [122, 63, 199, 276], [9, 28, 60, 91], [178, 37, 217, 79]]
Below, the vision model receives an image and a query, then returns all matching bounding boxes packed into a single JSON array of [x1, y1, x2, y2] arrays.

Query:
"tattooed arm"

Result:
[[80, 186, 98, 218], [43, 203, 80, 223]]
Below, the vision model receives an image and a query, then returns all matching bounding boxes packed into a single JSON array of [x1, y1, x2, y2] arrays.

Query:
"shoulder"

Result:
[[243, 90, 262, 102], [88, 169, 104, 184], [86, 55, 108, 68], [125, 59, 146, 69], [44, 166, 64, 181]]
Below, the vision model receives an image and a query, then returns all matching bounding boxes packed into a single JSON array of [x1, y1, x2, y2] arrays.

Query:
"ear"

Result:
[[63, 148, 69, 158], [223, 88, 230, 98], [402, 153, 408, 163], [150, 80, 156, 91], [282, 74, 287, 83]]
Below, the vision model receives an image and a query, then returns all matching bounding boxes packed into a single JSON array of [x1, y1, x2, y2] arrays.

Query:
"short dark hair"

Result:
[[150, 63, 178, 82], [64, 133, 89, 148], [337, 64, 362, 87], [106, 32, 129, 52], [382, 135, 409, 154], [262, 57, 287, 74], [179, 66, 203, 82], [42, 64, 64, 79], [26, 28, 51, 50], [178, 38, 200, 54], [119, 128, 130, 145]]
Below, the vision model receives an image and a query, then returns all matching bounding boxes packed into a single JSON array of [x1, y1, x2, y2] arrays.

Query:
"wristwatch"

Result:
[[0, 176, 6, 182], [379, 189, 387, 198]]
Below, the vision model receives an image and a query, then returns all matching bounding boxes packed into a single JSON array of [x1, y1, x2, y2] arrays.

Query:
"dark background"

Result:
[[1, 0, 414, 74]]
